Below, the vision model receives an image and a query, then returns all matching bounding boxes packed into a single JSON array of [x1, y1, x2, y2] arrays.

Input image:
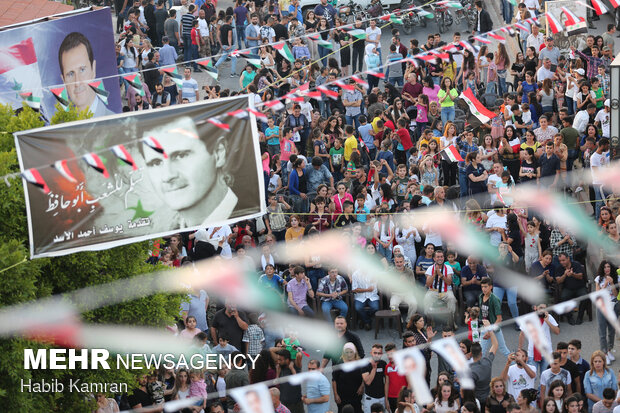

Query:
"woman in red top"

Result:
[[332, 182, 354, 216]]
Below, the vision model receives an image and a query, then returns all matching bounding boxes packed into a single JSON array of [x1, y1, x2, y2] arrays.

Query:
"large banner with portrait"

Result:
[[15, 96, 264, 258], [0, 8, 121, 120]]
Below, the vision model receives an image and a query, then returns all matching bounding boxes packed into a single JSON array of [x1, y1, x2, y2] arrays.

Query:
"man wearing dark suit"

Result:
[[474, 1, 493, 34]]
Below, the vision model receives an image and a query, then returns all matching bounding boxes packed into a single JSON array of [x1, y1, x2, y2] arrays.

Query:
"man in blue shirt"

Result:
[[159, 36, 178, 66], [357, 115, 375, 159], [306, 157, 334, 193], [303, 359, 331, 413], [314, 0, 337, 27]]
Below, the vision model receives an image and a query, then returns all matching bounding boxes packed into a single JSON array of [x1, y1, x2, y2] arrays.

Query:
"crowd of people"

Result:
[[86, 0, 620, 412]]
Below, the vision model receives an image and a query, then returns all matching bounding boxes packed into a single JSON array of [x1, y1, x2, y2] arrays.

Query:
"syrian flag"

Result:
[[20, 92, 41, 110], [22, 168, 49, 194], [590, 0, 609, 15], [561, 7, 584, 26], [334, 80, 355, 91], [440, 144, 464, 163], [352, 75, 368, 87], [0, 38, 43, 111], [528, 16, 541, 27], [473, 35, 491, 44], [227, 109, 249, 119], [83, 153, 109, 178], [503, 137, 521, 153], [459, 41, 478, 53], [460, 88, 495, 123], [274, 42, 295, 62], [52, 160, 77, 183], [196, 59, 219, 79], [500, 27, 516, 37], [318, 86, 339, 99], [123, 73, 144, 96], [367, 70, 386, 79], [264, 99, 285, 111], [488, 33, 506, 43], [142, 136, 167, 158], [247, 108, 269, 122], [207, 118, 231, 131], [611, 0, 620, 8], [284, 93, 305, 102], [431, 52, 450, 61], [515, 23, 530, 33], [304, 90, 323, 100], [418, 54, 437, 62], [111, 144, 137, 171], [546, 12, 563, 34], [88, 81, 109, 105], [50, 87, 70, 111]]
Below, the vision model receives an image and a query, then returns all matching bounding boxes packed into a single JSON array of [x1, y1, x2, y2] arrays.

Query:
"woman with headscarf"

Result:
[[332, 342, 364, 413], [365, 44, 381, 93]]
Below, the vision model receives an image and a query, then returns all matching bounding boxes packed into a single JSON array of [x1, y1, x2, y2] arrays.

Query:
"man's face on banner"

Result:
[[61, 43, 96, 111], [143, 122, 222, 212]]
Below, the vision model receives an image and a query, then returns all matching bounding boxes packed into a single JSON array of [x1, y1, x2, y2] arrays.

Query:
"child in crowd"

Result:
[[188, 369, 207, 412], [213, 335, 239, 356], [242, 313, 266, 356], [464, 306, 480, 342]]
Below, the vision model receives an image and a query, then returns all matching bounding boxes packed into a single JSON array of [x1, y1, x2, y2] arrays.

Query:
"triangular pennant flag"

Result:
[[142, 136, 167, 158], [307, 33, 320, 41], [390, 15, 403, 24], [264, 99, 285, 111], [473, 35, 492, 44], [318, 86, 339, 99], [239, 53, 263, 68], [22, 168, 49, 194], [367, 70, 386, 79], [207, 118, 231, 131], [123, 73, 144, 96], [515, 23, 530, 33], [440, 144, 464, 163], [247, 108, 269, 122], [88, 81, 109, 105], [52, 160, 77, 183], [546, 12, 563, 34], [273, 42, 295, 63], [334, 80, 355, 91], [283, 93, 305, 103], [317, 39, 333, 49], [459, 41, 478, 53], [417, 54, 438, 62], [83, 153, 109, 178], [19, 92, 41, 110], [160, 66, 182, 78], [380, 14, 391, 21], [611, 0, 620, 8], [227, 109, 249, 119], [351, 75, 368, 87], [196, 59, 219, 80], [303, 90, 323, 100], [347, 29, 366, 39], [488, 33, 506, 43], [50, 87, 70, 111], [418, 10, 434, 19], [447, 1, 464, 8], [165, 72, 183, 88], [111, 144, 137, 171], [460, 88, 496, 123]]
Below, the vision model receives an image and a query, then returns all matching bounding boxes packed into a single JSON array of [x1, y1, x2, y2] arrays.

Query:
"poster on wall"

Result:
[[0, 8, 121, 120], [15, 96, 264, 258], [544, 1, 588, 52]]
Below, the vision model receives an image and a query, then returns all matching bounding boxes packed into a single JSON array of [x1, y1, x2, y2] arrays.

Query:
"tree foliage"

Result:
[[0, 104, 183, 411]]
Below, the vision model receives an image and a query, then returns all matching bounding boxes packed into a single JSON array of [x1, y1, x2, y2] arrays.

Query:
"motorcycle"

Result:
[[338, 1, 368, 24], [398, 9, 426, 35], [462, 0, 477, 32], [430, 3, 454, 34]]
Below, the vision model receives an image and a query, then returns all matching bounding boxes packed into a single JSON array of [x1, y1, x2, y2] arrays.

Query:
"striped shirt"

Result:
[[181, 13, 195, 36]]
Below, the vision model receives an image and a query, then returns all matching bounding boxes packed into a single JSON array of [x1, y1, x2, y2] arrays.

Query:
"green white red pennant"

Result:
[[273, 42, 295, 63], [19, 92, 41, 110], [88, 81, 109, 105], [196, 59, 218, 80], [123, 73, 144, 96], [50, 87, 70, 111]]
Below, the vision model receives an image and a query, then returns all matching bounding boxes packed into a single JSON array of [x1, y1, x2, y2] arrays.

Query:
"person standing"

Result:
[[277, 349, 304, 413], [471, 320, 499, 406], [181, 4, 196, 68], [478, 277, 511, 357], [164, 9, 180, 51], [180, 67, 199, 103], [361, 344, 387, 413], [214, 15, 238, 77], [303, 359, 331, 413]]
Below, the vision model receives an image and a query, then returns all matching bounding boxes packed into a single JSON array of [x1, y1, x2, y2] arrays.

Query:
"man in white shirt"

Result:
[[423, 250, 457, 318], [351, 270, 380, 330], [197, 9, 210, 57], [573, 103, 597, 135], [526, 24, 544, 52], [501, 349, 537, 400], [536, 58, 555, 82], [595, 100, 611, 138], [486, 204, 507, 247], [591, 138, 611, 219]]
